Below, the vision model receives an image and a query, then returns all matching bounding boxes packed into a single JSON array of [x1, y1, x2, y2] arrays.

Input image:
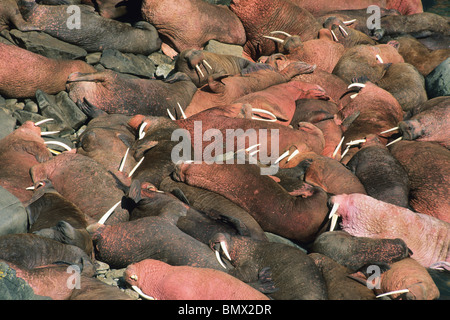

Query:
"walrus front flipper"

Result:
[[170, 188, 190, 206], [76, 98, 108, 119], [247, 267, 278, 295]]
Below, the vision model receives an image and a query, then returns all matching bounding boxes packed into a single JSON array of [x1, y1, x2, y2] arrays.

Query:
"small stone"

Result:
[[204, 40, 243, 57], [95, 261, 110, 274], [85, 52, 102, 65], [14, 102, 25, 111], [24, 101, 39, 113], [5, 99, 17, 111]]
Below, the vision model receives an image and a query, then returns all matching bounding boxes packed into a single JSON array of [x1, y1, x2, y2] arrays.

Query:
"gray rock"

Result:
[[0, 107, 16, 140], [0, 186, 28, 236], [155, 63, 175, 79], [204, 40, 243, 57], [9, 30, 88, 60], [0, 261, 52, 300], [13, 109, 48, 126], [99, 49, 156, 78], [55, 91, 88, 130], [0, 30, 16, 45], [35, 90, 75, 134], [426, 57, 450, 99], [148, 51, 174, 66], [24, 101, 39, 113]]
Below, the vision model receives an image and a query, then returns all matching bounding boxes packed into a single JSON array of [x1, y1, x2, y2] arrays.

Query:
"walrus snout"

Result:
[[398, 120, 421, 140]]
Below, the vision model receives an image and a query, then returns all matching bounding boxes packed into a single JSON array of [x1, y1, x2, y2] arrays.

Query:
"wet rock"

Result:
[[8, 30, 88, 60], [426, 57, 450, 98], [0, 187, 28, 236], [99, 49, 156, 78], [35, 90, 76, 134], [0, 108, 16, 140], [85, 52, 102, 65]]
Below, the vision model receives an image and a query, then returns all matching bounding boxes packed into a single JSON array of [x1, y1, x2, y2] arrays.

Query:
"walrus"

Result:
[[0, 43, 96, 98], [18, 0, 162, 55]]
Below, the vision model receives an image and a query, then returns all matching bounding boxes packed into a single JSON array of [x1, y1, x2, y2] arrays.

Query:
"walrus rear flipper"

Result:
[[76, 98, 108, 119]]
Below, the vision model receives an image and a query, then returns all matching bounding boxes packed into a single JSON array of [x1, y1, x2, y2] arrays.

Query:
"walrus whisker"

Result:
[[338, 25, 348, 36], [220, 240, 232, 261], [195, 64, 204, 78], [262, 35, 285, 44], [376, 289, 409, 298], [138, 122, 148, 140], [167, 108, 176, 120], [34, 118, 54, 126], [128, 157, 145, 177], [131, 285, 156, 300], [44, 141, 72, 151], [177, 102, 187, 119], [274, 150, 289, 164], [330, 29, 339, 42], [343, 19, 356, 25], [380, 126, 399, 134], [98, 200, 121, 225], [386, 136, 402, 147], [40, 131, 60, 136], [375, 54, 384, 63], [215, 249, 227, 269], [286, 149, 299, 162], [203, 59, 213, 70], [270, 30, 292, 37], [332, 136, 345, 159], [348, 83, 366, 89], [118, 148, 129, 172]]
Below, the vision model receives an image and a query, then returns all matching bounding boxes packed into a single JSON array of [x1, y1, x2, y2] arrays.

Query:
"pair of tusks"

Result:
[[347, 82, 365, 99], [251, 108, 277, 122], [274, 148, 300, 165], [194, 59, 213, 78], [262, 30, 292, 43], [379, 126, 402, 147], [167, 102, 187, 121], [35, 118, 72, 153], [213, 240, 232, 269]]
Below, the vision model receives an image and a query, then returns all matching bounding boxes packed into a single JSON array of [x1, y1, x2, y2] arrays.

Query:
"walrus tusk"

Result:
[[128, 157, 145, 177], [47, 148, 61, 155], [215, 249, 227, 269], [332, 136, 345, 159], [98, 200, 121, 225], [251, 108, 277, 122], [44, 141, 72, 151], [346, 139, 366, 146], [131, 285, 156, 300], [245, 144, 260, 152], [26, 182, 44, 190], [386, 136, 402, 147], [35, 118, 54, 126], [249, 149, 259, 157], [177, 102, 187, 119], [328, 202, 340, 231], [220, 240, 232, 261], [340, 145, 351, 159], [118, 148, 129, 172], [270, 30, 292, 37], [376, 289, 409, 299], [203, 59, 213, 70], [262, 35, 285, 44], [375, 54, 384, 63], [286, 149, 299, 162], [40, 131, 60, 136], [339, 25, 348, 36], [380, 126, 399, 134], [343, 19, 357, 25], [167, 109, 176, 120], [350, 93, 358, 99], [195, 64, 204, 78], [330, 29, 339, 42], [138, 122, 148, 140], [348, 83, 366, 89], [274, 150, 290, 164]]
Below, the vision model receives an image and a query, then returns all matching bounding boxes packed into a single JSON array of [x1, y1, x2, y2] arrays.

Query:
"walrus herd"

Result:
[[0, 0, 449, 301]]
